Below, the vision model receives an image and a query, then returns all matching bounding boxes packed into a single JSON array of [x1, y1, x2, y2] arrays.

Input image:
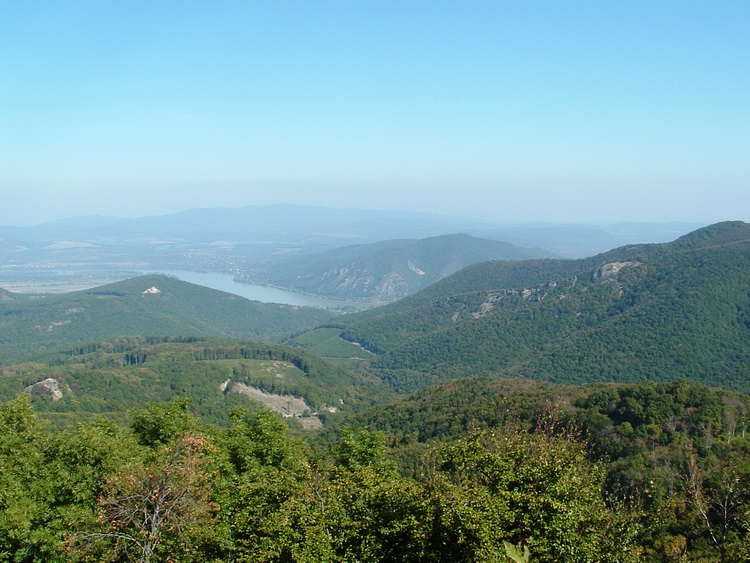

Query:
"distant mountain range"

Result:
[[4, 218, 747, 429], [291, 221, 750, 393], [0, 205, 700, 279], [5, 219, 748, 400]]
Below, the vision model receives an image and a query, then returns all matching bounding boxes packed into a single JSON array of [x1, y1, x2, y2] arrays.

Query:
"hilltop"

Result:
[[0, 206, 698, 295], [0, 274, 333, 366]]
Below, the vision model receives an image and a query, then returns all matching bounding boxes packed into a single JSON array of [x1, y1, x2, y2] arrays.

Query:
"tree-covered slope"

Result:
[[0, 288, 27, 303], [0, 336, 393, 427], [314, 376, 750, 560], [304, 221, 750, 392], [243, 233, 554, 301], [325, 376, 748, 458], [0, 275, 334, 366]]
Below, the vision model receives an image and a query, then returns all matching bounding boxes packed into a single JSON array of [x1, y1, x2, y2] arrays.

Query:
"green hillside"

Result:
[[0, 336, 393, 427], [0, 288, 26, 303], [292, 222, 750, 392], [243, 233, 554, 301], [0, 274, 333, 366], [321, 376, 749, 464], [313, 376, 750, 560]]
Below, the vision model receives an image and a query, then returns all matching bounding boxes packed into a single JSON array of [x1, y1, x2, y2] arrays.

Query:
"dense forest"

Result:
[[0, 336, 394, 428], [3, 377, 750, 561], [0, 275, 333, 367]]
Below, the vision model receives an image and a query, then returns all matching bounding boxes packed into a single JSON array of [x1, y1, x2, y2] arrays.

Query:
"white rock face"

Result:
[[224, 381, 324, 429], [24, 378, 63, 401], [143, 286, 162, 294], [595, 261, 641, 279], [408, 260, 426, 275]]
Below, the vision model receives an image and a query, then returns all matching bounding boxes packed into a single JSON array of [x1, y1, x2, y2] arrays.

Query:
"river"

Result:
[[0, 268, 377, 310], [153, 270, 375, 310]]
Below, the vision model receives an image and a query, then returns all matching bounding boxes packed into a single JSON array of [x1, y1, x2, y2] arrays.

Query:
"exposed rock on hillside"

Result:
[[244, 233, 554, 301], [225, 381, 324, 429], [594, 261, 641, 279], [24, 377, 63, 400]]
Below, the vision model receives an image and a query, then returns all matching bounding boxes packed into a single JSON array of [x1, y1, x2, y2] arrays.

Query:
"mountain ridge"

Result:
[[294, 221, 750, 393], [0, 206, 701, 284]]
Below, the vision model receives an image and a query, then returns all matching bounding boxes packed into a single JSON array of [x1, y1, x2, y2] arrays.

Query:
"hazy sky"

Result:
[[2, 1, 748, 227]]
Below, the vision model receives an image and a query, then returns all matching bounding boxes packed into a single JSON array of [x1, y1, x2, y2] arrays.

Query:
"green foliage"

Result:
[[427, 426, 639, 562], [0, 396, 140, 562], [225, 408, 300, 471], [3, 223, 750, 560], [0, 336, 394, 428], [503, 541, 530, 563], [286, 327, 375, 371], [79, 432, 221, 562], [323, 376, 750, 561], [0, 395, 52, 561], [333, 427, 388, 470], [130, 397, 197, 447]]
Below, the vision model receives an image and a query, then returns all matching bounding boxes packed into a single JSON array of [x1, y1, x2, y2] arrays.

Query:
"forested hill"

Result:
[[303, 221, 750, 392], [241, 233, 554, 301], [0, 288, 24, 302], [0, 336, 393, 427], [0, 275, 333, 366]]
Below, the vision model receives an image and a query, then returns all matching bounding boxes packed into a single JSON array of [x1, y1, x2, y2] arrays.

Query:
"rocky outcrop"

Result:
[[222, 380, 324, 429], [594, 261, 641, 279], [24, 378, 63, 400]]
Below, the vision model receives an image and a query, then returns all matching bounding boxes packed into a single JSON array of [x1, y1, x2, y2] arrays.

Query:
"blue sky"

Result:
[[1, 1, 748, 226]]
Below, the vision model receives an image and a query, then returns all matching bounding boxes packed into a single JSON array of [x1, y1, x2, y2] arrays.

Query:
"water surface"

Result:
[[155, 270, 374, 310]]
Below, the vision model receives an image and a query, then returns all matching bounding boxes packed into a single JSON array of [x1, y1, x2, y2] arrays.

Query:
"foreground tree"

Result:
[[685, 452, 750, 561], [0, 395, 54, 560], [424, 423, 641, 562], [71, 400, 225, 562]]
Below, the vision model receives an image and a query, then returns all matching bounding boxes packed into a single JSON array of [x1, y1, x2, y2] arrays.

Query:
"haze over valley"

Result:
[[0, 204, 701, 304]]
